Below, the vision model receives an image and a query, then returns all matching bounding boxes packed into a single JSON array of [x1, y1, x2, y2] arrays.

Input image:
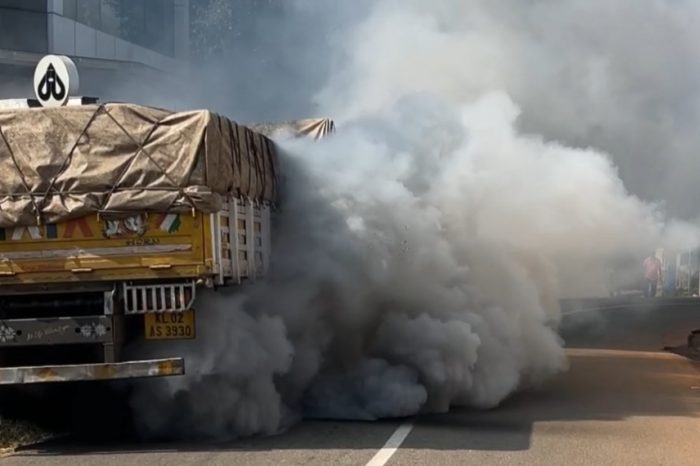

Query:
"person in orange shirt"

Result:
[[643, 253, 663, 298]]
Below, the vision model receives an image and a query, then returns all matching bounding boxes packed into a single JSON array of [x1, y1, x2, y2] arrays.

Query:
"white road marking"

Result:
[[366, 422, 414, 466]]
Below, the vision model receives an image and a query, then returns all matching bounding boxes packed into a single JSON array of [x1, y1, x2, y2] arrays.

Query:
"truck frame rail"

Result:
[[0, 358, 184, 384]]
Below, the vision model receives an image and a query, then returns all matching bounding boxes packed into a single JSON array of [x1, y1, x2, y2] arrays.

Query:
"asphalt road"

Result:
[[3, 297, 700, 465]]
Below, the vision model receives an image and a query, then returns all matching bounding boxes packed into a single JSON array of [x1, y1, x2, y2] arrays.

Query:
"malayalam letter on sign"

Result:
[[33, 55, 80, 107]]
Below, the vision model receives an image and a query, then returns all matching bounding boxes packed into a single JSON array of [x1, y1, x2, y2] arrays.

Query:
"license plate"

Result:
[[145, 310, 195, 340]]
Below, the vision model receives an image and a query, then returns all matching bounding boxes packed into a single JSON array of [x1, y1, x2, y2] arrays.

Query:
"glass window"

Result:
[[58, 0, 178, 58], [0, 7, 48, 53], [109, 0, 146, 46], [63, 0, 77, 19], [0, 0, 46, 13], [99, 0, 119, 36], [144, 0, 175, 56], [76, 0, 101, 29], [107, 0, 176, 57]]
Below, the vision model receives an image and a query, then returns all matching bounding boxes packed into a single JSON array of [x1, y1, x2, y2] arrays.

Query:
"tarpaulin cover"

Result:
[[249, 118, 335, 140], [0, 103, 278, 227]]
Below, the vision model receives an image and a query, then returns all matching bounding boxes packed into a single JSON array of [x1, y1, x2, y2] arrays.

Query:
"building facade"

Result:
[[0, 0, 189, 100]]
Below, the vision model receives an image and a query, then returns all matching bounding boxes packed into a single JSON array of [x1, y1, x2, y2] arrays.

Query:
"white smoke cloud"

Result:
[[194, 0, 700, 218], [130, 0, 700, 439], [132, 90, 694, 438], [311, 0, 700, 218]]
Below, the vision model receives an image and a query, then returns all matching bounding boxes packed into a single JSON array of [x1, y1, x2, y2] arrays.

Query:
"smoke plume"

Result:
[[130, 0, 700, 439]]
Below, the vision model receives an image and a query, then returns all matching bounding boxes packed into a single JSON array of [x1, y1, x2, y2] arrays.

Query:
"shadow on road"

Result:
[[403, 347, 700, 452]]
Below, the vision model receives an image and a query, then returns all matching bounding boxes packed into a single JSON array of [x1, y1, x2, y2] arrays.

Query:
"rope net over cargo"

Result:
[[0, 103, 278, 228]]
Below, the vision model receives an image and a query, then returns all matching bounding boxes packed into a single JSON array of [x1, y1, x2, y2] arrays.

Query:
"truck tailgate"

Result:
[[0, 213, 209, 284]]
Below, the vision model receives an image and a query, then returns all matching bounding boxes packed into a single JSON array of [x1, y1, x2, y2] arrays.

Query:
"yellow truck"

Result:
[[0, 99, 333, 384]]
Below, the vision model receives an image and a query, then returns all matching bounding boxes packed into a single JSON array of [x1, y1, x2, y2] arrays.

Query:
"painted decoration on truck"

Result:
[[0, 212, 183, 242], [158, 214, 181, 234], [0, 324, 17, 343], [63, 218, 94, 239], [46, 224, 58, 239], [10, 227, 41, 241], [0, 223, 91, 241], [80, 323, 108, 338], [102, 215, 148, 239]]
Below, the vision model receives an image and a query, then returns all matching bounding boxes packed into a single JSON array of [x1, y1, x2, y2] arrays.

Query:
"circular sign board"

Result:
[[33, 55, 80, 107]]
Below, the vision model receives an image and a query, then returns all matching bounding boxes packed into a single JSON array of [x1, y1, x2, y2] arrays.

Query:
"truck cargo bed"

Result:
[[0, 198, 271, 287], [0, 212, 209, 284]]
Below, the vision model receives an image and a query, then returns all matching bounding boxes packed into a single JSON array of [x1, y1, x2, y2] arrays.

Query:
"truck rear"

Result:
[[0, 101, 296, 384]]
